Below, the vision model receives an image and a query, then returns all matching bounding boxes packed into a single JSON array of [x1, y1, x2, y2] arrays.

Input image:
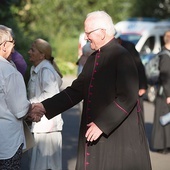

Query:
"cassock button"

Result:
[[86, 152, 90, 156]]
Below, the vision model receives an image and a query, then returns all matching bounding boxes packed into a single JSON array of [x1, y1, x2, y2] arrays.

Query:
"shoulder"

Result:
[[105, 38, 129, 56], [0, 60, 19, 78], [161, 50, 170, 55], [36, 60, 53, 72], [159, 49, 170, 60], [40, 61, 62, 80], [40, 61, 56, 73], [0, 64, 23, 90], [122, 40, 135, 48]]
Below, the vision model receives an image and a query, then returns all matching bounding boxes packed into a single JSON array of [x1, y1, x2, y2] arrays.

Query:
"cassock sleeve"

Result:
[[42, 73, 84, 119]]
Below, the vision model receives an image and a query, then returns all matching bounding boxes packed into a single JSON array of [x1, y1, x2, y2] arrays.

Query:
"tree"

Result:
[[1, 0, 170, 76], [130, 0, 170, 19]]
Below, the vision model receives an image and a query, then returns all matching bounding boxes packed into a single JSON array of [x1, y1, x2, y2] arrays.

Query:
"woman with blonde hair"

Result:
[[27, 38, 63, 170]]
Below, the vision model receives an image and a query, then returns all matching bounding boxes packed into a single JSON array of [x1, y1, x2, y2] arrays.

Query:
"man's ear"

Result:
[[101, 29, 106, 40], [1, 42, 7, 52]]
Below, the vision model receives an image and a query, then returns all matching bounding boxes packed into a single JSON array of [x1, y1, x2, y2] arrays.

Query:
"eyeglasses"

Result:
[[0, 39, 15, 46], [85, 28, 102, 36], [6, 39, 15, 44]]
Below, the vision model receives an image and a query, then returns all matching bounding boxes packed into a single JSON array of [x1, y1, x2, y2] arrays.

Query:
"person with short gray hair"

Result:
[[0, 25, 41, 170]]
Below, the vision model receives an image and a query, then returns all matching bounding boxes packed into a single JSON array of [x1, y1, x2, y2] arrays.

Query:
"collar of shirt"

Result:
[[31, 59, 49, 74], [0, 55, 10, 63]]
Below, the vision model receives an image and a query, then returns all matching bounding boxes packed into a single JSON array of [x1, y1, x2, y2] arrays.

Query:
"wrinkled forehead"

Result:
[[31, 43, 39, 52], [32, 41, 41, 50], [84, 16, 102, 31], [31, 43, 37, 49]]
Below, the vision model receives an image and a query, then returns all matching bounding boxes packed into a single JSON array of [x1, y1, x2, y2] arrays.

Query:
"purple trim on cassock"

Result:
[[84, 51, 100, 169], [114, 101, 128, 115]]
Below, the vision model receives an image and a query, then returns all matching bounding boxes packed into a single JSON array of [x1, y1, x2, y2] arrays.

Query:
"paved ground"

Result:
[[144, 101, 170, 170], [21, 75, 170, 170], [61, 76, 170, 170]]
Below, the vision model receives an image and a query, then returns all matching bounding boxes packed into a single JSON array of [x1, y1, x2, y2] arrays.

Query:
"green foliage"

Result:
[[129, 0, 170, 18], [0, 0, 170, 76], [53, 37, 79, 76]]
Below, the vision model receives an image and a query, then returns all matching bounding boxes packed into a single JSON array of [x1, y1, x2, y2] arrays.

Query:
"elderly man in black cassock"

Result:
[[33, 11, 152, 170]]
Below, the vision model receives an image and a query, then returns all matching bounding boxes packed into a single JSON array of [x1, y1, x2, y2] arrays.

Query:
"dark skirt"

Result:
[[0, 144, 23, 170], [76, 107, 152, 170], [151, 93, 170, 150]]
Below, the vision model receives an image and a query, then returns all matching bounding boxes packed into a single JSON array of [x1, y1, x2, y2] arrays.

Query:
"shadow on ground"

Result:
[[145, 122, 157, 152], [62, 105, 80, 170], [145, 123, 152, 146]]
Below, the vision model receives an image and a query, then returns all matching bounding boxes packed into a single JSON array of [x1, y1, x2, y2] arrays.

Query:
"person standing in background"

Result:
[[151, 30, 170, 153], [32, 11, 151, 170], [27, 38, 63, 170], [77, 40, 95, 75], [117, 36, 148, 120], [11, 49, 27, 76], [0, 25, 28, 77]]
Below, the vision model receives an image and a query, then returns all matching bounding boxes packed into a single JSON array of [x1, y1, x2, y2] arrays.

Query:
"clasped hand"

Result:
[[26, 103, 46, 122]]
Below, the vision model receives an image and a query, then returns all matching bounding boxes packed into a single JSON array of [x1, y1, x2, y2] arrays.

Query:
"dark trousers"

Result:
[[0, 144, 23, 170]]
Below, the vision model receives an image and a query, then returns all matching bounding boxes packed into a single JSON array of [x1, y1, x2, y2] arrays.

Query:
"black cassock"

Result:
[[42, 38, 152, 170], [151, 47, 170, 151]]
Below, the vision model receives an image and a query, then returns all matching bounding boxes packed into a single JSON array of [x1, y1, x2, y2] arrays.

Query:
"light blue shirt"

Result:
[[0, 56, 30, 159]]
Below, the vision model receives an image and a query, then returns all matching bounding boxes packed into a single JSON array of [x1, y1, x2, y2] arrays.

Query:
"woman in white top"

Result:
[[27, 38, 63, 170]]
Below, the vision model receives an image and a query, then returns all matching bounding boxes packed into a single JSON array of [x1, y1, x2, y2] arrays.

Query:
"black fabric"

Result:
[[121, 39, 148, 90], [0, 144, 23, 170], [151, 47, 170, 151], [42, 38, 151, 170]]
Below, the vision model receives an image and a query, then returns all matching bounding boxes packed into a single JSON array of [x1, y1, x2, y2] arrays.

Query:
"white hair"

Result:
[[0, 25, 13, 44], [86, 11, 116, 36]]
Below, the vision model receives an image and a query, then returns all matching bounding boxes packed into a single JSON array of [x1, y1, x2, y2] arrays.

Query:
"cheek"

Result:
[[30, 54, 40, 62], [29, 53, 35, 61], [8, 47, 14, 57], [9, 46, 14, 52], [90, 40, 97, 50], [91, 37, 101, 50], [90, 43, 95, 50]]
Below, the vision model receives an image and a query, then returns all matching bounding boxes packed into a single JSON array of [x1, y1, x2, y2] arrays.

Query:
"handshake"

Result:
[[26, 103, 46, 122]]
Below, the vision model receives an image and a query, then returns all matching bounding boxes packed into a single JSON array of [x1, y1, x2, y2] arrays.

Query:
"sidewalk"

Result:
[[144, 101, 170, 170], [61, 76, 170, 170]]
